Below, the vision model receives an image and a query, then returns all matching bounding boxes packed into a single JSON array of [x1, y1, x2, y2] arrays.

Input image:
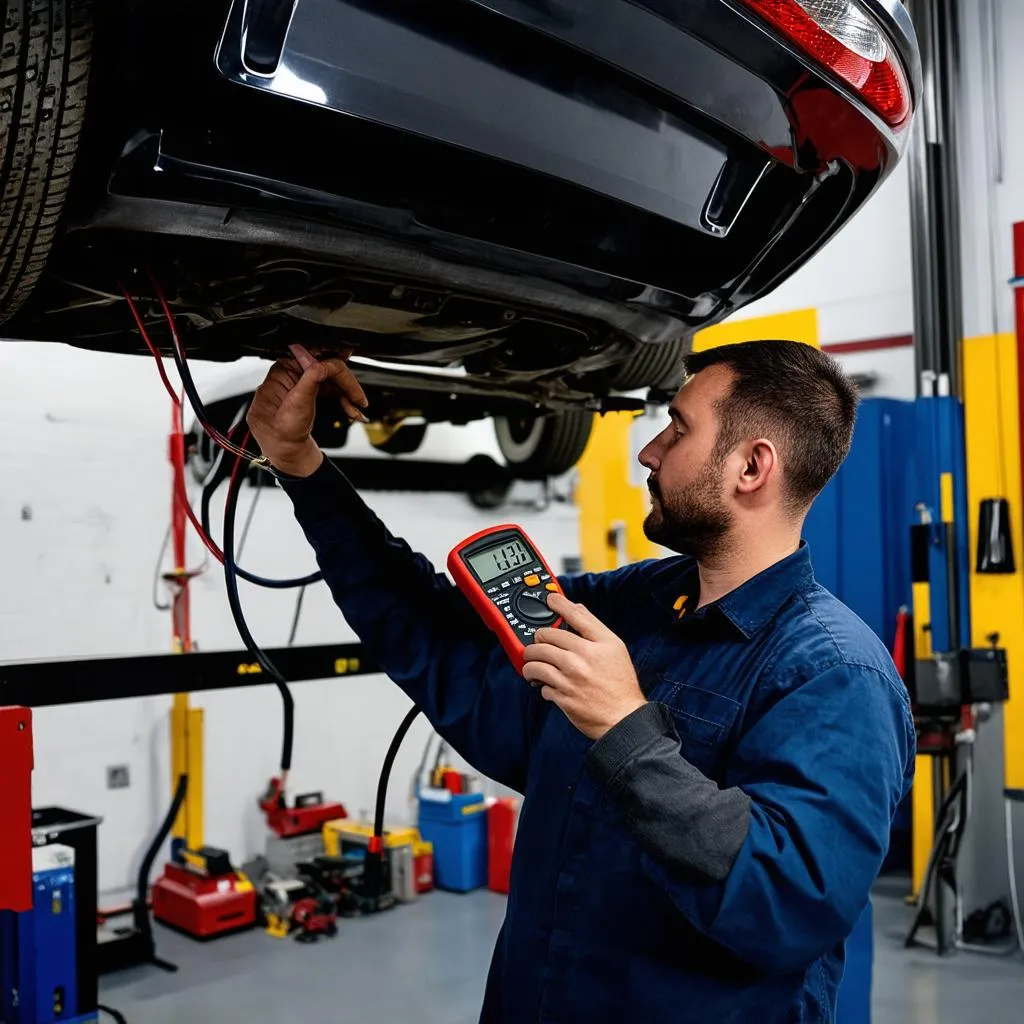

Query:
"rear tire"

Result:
[[610, 337, 687, 392], [0, 0, 93, 323], [494, 410, 592, 480]]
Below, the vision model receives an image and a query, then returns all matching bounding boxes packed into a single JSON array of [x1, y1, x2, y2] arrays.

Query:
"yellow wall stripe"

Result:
[[911, 582, 933, 661], [911, 759, 933, 898], [910, 577, 933, 897], [963, 333, 1024, 789], [692, 308, 820, 352], [576, 412, 658, 573], [940, 472, 955, 524]]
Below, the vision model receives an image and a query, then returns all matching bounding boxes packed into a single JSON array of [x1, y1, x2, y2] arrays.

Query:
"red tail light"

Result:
[[740, 0, 912, 129]]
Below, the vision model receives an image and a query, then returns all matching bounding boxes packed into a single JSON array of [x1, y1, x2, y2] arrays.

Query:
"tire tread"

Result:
[[611, 337, 687, 391], [0, 0, 92, 321]]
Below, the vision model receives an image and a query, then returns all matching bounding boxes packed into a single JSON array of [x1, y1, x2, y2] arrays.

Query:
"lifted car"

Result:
[[0, 0, 919, 475]]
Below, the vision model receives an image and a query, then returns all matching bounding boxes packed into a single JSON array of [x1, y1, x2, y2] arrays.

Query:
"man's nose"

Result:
[[638, 438, 659, 472]]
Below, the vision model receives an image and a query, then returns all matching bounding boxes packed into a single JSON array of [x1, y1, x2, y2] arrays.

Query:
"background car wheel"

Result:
[[610, 337, 688, 392], [494, 409, 593, 480], [0, 0, 93, 324], [365, 421, 428, 455], [466, 455, 512, 510]]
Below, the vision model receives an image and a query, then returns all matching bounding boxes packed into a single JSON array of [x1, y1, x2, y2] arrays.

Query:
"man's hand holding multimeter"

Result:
[[447, 525, 570, 670], [449, 525, 646, 741]]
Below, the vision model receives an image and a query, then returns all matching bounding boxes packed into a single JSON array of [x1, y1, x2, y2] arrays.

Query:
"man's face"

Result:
[[637, 364, 735, 560]]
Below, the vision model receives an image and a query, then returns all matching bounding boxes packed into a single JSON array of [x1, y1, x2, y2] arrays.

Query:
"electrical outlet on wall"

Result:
[[107, 765, 130, 790]]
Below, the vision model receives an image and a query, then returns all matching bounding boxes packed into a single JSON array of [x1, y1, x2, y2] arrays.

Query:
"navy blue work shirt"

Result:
[[280, 459, 915, 1022]]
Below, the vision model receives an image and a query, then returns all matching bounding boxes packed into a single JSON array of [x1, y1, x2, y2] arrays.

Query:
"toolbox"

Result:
[[416, 790, 488, 893], [322, 820, 422, 902], [323, 820, 421, 855]]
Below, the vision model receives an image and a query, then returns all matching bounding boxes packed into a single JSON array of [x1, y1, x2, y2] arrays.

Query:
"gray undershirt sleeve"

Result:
[[585, 701, 751, 882]]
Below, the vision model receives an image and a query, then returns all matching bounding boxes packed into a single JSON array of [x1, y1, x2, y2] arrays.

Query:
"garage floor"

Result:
[[99, 884, 1024, 1023]]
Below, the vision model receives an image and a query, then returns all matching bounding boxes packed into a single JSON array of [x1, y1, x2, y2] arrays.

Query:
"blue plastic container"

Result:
[[417, 791, 489, 892]]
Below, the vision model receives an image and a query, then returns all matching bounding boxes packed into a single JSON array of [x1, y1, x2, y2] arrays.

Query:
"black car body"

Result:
[[0, 0, 920, 469]]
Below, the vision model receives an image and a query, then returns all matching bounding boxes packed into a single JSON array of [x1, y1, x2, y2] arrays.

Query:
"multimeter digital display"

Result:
[[448, 524, 568, 673]]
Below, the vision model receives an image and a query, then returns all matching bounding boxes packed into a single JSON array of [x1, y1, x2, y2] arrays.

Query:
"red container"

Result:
[[413, 841, 434, 894], [151, 862, 256, 938], [487, 798, 519, 895]]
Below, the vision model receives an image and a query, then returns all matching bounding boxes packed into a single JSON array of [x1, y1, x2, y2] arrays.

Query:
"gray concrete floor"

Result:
[[99, 886, 1024, 1023], [871, 883, 1024, 1024]]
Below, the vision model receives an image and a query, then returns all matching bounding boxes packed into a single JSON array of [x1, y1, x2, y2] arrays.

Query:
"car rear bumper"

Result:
[[215, 0, 912, 239], [34, 0, 917, 360]]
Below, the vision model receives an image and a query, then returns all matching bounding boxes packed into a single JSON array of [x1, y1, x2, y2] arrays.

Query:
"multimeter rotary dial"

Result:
[[514, 587, 557, 624]]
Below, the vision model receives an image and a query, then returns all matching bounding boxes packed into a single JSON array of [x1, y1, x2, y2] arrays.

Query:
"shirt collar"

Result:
[[651, 543, 815, 639]]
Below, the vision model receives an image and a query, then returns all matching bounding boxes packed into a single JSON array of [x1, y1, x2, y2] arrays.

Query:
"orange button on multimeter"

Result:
[[447, 524, 568, 673]]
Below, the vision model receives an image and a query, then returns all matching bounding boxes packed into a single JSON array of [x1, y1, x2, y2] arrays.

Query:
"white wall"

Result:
[[958, 0, 1024, 341], [741, 161, 915, 347], [0, 342, 580, 898]]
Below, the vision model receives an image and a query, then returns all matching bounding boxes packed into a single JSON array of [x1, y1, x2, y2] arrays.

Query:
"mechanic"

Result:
[[247, 338, 914, 1023]]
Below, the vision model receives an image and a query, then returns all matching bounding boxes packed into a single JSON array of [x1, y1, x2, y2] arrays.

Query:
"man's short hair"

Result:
[[684, 339, 859, 511]]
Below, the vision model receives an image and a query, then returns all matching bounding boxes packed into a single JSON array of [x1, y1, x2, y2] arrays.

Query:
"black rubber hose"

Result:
[[374, 706, 423, 841], [287, 585, 307, 647], [170, 341, 229, 458], [223, 450, 295, 773], [199, 468, 218, 542], [904, 767, 969, 948], [363, 705, 422, 897], [133, 773, 188, 936], [198, 442, 321, 591]]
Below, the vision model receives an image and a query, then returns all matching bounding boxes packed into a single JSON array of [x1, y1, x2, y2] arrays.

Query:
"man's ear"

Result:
[[736, 438, 778, 496]]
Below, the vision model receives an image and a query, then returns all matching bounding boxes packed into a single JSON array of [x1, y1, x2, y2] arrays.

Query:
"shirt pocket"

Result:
[[651, 676, 742, 780]]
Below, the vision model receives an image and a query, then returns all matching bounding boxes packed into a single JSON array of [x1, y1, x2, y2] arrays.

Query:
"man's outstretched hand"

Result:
[[247, 343, 368, 477], [522, 592, 646, 740]]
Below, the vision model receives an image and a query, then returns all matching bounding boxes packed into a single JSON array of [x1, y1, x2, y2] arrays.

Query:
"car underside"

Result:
[[0, 0, 920, 468]]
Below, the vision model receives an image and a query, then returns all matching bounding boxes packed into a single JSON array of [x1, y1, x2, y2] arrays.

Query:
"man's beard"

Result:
[[644, 457, 733, 560]]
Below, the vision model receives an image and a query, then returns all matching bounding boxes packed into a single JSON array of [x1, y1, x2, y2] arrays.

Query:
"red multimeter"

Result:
[[447, 524, 569, 673]]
